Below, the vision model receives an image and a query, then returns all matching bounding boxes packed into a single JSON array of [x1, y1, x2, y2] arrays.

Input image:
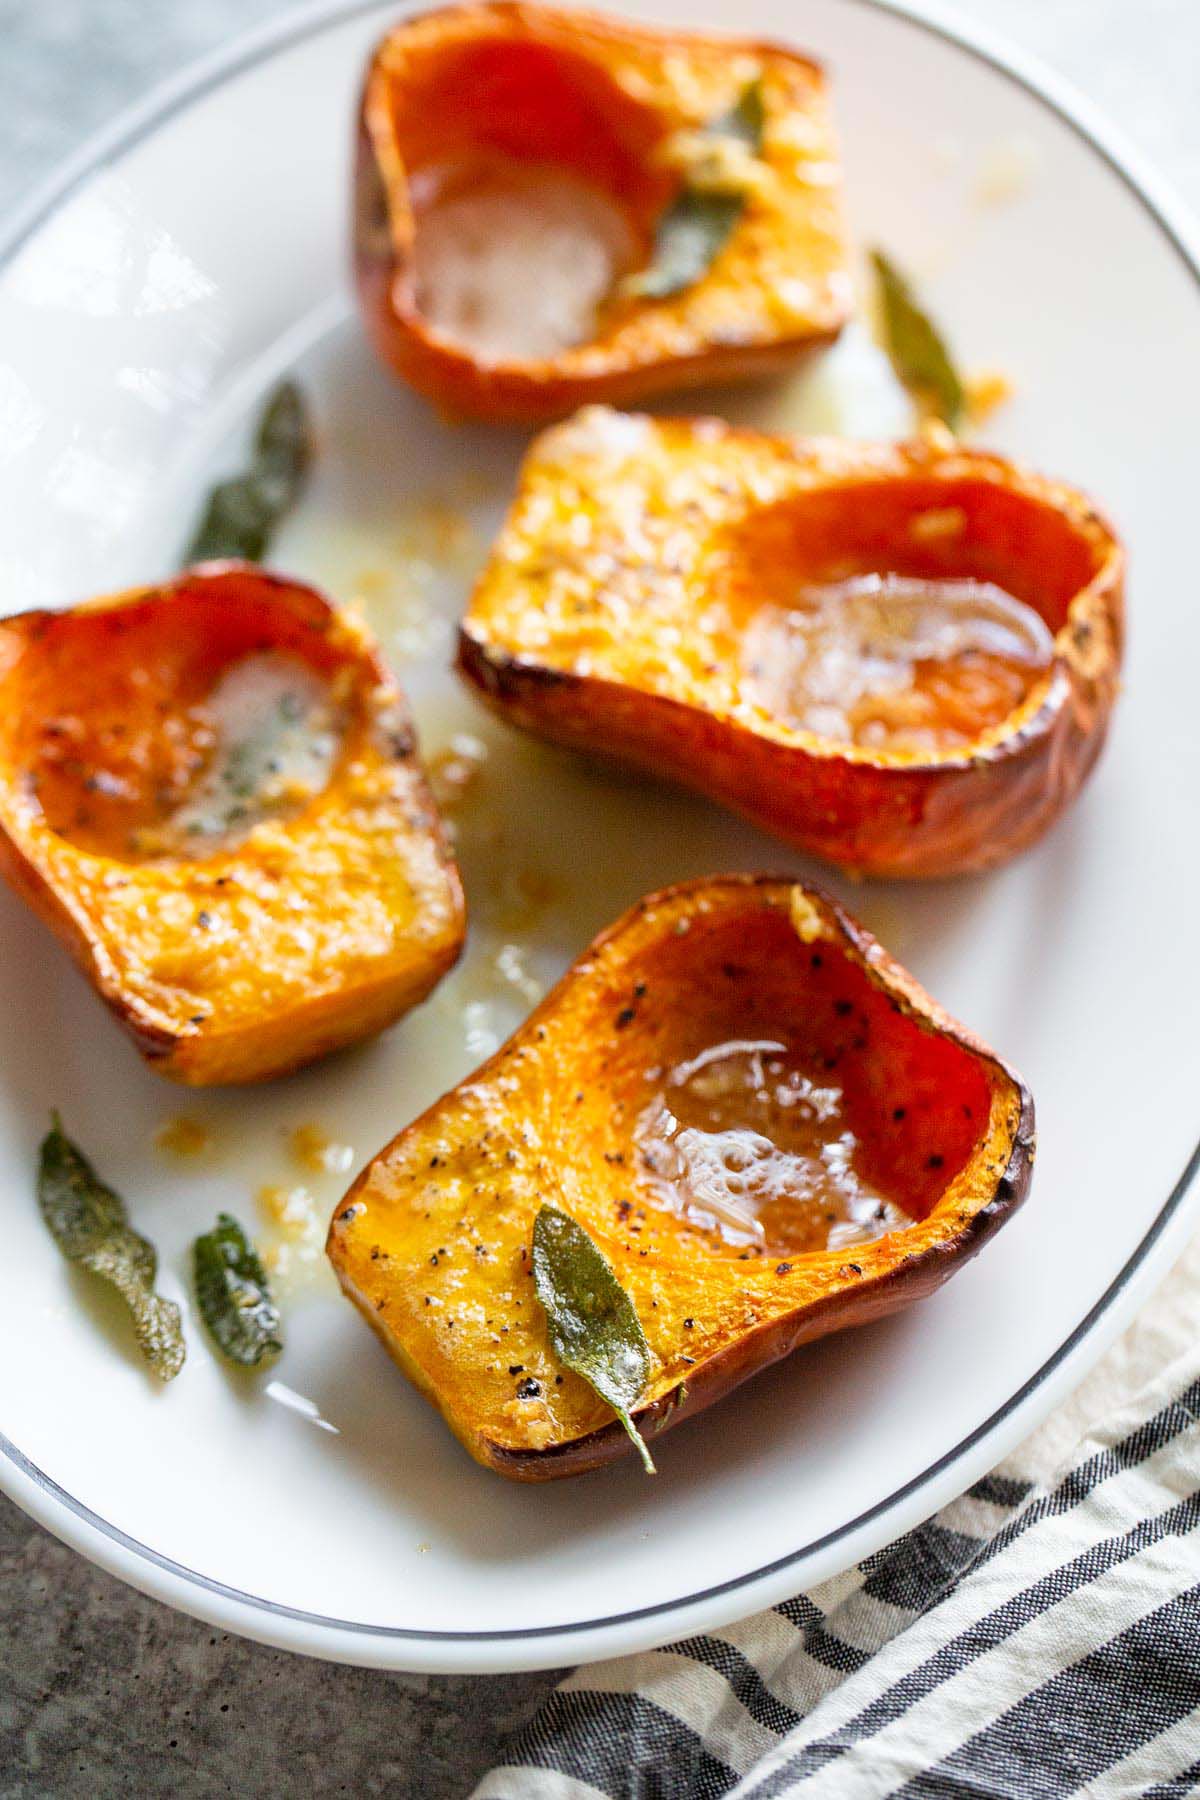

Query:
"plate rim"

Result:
[[2, 0, 1199, 1674]]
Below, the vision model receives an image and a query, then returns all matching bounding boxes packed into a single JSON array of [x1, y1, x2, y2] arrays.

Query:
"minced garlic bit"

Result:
[[258, 1182, 319, 1233], [790, 888, 827, 944], [427, 733, 488, 813], [494, 942, 544, 1006], [154, 1116, 211, 1158], [288, 1124, 354, 1176], [463, 999, 501, 1061], [964, 369, 1014, 427], [498, 1395, 556, 1449], [256, 1181, 330, 1298]]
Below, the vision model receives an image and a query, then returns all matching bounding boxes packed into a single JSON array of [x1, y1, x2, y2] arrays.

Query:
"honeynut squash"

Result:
[[354, 2, 851, 420], [328, 877, 1034, 1479], [459, 408, 1124, 878], [0, 566, 465, 1084]]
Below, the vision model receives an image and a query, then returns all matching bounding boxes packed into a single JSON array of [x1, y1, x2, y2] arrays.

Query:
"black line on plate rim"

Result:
[[0, 0, 1198, 1652]]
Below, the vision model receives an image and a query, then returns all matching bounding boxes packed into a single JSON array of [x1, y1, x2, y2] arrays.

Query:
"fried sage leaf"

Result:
[[622, 77, 765, 302], [871, 249, 965, 429], [183, 380, 313, 564], [625, 192, 746, 303], [193, 1212, 282, 1367], [531, 1204, 656, 1473], [38, 1116, 185, 1380], [718, 75, 767, 150]]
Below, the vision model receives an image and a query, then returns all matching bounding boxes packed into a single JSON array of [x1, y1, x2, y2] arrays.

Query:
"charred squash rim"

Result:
[[0, 564, 465, 1085], [458, 414, 1125, 878], [355, 2, 851, 421], [328, 875, 1034, 1479]]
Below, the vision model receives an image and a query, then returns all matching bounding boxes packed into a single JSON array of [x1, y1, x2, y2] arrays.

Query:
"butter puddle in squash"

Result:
[[354, 2, 850, 421], [327, 877, 1033, 1480], [0, 566, 465, 1085], [459, 407, 1124, 878]]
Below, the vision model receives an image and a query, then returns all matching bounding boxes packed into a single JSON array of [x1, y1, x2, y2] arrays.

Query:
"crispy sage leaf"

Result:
[[38, 1116, 185, 1380], [871, 249, 965, 429], [625, 192, 746, 303], [623, 77, 765, 302], [183, 380, 313, 564], [718, 75, 767, 150], [531, 1204, 656, 1474], [193, 1212, 282, 1367]]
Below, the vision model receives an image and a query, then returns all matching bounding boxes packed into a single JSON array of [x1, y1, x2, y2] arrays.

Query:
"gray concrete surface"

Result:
[[1, 2, 1198, 1795]]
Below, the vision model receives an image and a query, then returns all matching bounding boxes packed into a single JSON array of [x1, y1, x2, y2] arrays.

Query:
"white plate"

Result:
[[1, 0, 1198, 1676]]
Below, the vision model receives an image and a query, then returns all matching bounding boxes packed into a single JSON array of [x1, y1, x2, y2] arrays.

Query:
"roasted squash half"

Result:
[[459, 409, 1124, 878], [0, 566, 465, 1084], [355, 2, 850, 422], [328, 876, 1033, 1479]]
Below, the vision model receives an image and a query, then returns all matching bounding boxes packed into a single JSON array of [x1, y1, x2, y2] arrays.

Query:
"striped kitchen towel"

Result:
[[472, 1239, 1200, 1799]]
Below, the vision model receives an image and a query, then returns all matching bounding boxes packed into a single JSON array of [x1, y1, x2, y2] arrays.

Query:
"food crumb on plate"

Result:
[[257, 1181, 335, 1297], [975, 136, 1038, 205], [154, 1115, 212, 1159], [288, 1123, 354, 1176]]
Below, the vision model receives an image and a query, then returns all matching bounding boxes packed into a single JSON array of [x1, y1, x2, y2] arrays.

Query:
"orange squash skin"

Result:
[[0, 566, 465, 1084], [327, 876, 1034, 1480], [459, 410, 1125, 878], [354, 2, 850, 422]]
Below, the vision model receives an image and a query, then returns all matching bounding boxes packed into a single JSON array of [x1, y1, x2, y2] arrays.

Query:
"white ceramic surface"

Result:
[[0, 0, 1198, 1674]]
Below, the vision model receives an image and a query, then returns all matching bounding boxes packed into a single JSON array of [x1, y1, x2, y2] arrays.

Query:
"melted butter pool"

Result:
[[635, 1039, 911, 1256], [409, 156, 637, 362], [137, 652, 343, 855], [742, 575, 1053, 754]]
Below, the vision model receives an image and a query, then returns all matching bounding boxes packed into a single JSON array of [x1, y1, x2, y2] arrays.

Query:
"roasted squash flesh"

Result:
[[459, 409, 1125, 877], [355, 2, 850, 421], [0, 566, 465, 1084], [327, 877, 1033, 1479]]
